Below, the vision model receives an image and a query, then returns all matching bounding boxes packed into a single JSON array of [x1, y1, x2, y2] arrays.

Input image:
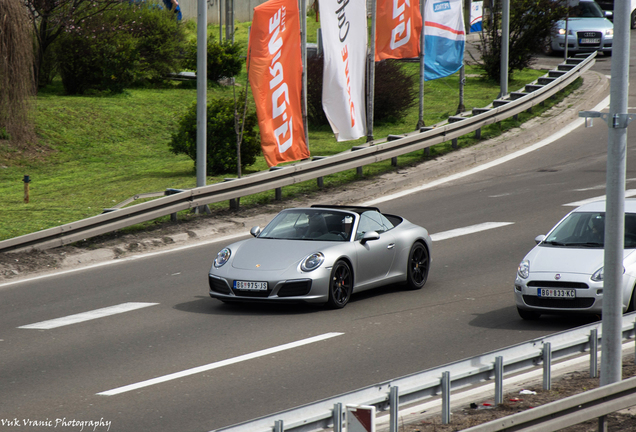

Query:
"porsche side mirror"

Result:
[[250, 226, 261, 237], [360, 231, 380, 244], [535, 235, 546, 244]]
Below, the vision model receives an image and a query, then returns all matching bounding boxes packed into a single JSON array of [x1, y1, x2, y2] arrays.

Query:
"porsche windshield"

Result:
[[258, 209, 355, 241], [542, 212, 636, 248]]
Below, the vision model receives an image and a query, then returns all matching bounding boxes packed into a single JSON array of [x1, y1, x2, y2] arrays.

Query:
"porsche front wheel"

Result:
[[327, 260, 353, 309]]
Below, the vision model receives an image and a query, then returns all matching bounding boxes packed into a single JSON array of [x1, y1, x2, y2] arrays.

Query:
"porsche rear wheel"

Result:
[[406, 242, 429, 290], [327, 260, 353, 309]]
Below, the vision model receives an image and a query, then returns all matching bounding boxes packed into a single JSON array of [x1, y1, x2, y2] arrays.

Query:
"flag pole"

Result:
[[417, 0, 426, 128], [367, 0, 377, 142], [300, 0, 309, 152]]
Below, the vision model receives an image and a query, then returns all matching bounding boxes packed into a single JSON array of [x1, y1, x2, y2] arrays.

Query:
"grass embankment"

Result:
[[0, 19, 579, 242]]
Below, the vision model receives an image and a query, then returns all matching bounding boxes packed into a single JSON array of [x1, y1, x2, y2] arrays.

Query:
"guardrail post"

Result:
[[274, 419, 283, 432], [442, 371, 451, 424], [590, 328, 599, 378], [165, 188, 185, 222], [333, 403, 343, 432], [357, 167, 363, 178], [495, 356, 504, 405], [543, 342, 552, 390], [389, 386, 399, 432], [223, 179, 240, 210]]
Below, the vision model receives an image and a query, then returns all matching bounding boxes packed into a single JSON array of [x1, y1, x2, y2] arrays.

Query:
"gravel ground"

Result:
[[403, 359, 636, 431]]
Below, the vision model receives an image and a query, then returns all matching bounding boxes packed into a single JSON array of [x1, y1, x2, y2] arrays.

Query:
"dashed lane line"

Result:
[[18, 302, 159, 330], [97, 332, 345, 396]]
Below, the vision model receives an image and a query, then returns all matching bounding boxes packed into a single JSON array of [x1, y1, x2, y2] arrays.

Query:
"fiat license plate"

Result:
[[234, 281, 268, 291], [538, 288, 575, 299]]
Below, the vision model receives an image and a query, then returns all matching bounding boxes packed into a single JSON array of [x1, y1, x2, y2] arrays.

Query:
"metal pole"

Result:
[[196, 0, 207, 190], [417, 0, 426, 128], [456, 0, 470, 114], [441, 371, 451, 424], [601, 0, 631, 387], [494, 356, 503, 405], [300, 0, 309, 151], [367, 0, 376, 142], [389, 386, 398, 432], [219, 0, 223, 42], [499, 0, 509, 98], [543, 342, 552, 391]]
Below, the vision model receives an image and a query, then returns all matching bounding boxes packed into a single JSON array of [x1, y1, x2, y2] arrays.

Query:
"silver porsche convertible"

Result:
[[208, 205, 432, 308]]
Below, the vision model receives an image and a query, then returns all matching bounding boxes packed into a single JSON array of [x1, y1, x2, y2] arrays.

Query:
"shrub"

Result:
[[373, 60, 416, 124], [306, 55, 416, 126], [182, 38, 243, 83], [168, 94, 261, 175], [54, 2, 185, 94]]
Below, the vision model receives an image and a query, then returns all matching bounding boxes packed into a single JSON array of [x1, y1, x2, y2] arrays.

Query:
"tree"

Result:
[[23, 0, 122, 87], [476, 0, 568, 82], [1, 0, 35, 144]]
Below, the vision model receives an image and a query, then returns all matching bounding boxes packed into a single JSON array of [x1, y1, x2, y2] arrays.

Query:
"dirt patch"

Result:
[[408, 360, 636, 431]]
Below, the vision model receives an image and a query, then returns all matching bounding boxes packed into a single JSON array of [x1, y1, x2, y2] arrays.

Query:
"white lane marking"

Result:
[[360, 96, 610, 207], [18, 302, 159, 330], [564, 189, 636, 207], [97, 332, 345, 396], [430, 222, 514, 241]]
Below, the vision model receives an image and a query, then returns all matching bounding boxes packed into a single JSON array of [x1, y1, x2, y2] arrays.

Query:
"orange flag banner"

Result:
[[375, 0, 422, 61], [248, 0, 309, 167]]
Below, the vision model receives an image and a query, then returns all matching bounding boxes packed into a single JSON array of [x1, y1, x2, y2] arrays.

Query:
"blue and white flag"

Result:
[[424, 0, 465, 81], [470, 1, 483, 32]]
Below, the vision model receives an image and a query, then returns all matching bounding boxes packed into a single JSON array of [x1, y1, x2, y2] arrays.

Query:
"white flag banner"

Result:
[[318, 0, 367, 141]]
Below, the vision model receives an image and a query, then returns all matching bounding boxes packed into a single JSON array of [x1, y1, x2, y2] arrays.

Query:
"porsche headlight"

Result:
[[214, 248, 231, 268], [518, 260, 530, 279], [301, 252, 324, 272]]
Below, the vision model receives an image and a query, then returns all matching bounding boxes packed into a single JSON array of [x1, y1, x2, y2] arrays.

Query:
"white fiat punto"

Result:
[[514, 199, 636, 320]]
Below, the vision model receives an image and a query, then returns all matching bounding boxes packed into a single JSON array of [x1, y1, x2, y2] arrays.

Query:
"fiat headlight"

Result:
[[214, 248, 231, 268], [301, 252, 324, 272], [518, 260, 530, 279], [591, 266, 625, 282]]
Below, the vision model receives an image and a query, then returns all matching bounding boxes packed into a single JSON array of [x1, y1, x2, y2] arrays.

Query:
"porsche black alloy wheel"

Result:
[[406, 242, 429, 290], [327, 260, 353, 309]]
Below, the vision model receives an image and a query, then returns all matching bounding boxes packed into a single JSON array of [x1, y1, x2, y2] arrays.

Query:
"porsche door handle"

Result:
[[387, 243, 395, 249]]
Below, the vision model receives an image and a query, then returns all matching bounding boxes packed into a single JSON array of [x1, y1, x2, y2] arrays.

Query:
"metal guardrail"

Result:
[[209, 313, 636, 432], [0, 53, 597, 253]]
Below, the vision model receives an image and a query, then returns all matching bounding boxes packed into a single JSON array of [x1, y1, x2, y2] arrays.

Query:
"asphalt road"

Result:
[[0, 43, 634, 432]]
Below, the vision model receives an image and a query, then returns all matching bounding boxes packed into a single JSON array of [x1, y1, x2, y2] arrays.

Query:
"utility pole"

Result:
[[196, 0, 211, 214], [499, 0, 509, 98], [579, 0, 634, 394]]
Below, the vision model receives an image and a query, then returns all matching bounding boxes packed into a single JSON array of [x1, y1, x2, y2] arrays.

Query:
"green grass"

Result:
[[0, 19, 578, 242]]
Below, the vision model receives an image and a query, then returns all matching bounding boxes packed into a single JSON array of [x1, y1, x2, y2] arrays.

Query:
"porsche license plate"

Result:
[[234, 281, 268, 291], [580, 38, 600, 44], [538, 288, 575, 299]]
